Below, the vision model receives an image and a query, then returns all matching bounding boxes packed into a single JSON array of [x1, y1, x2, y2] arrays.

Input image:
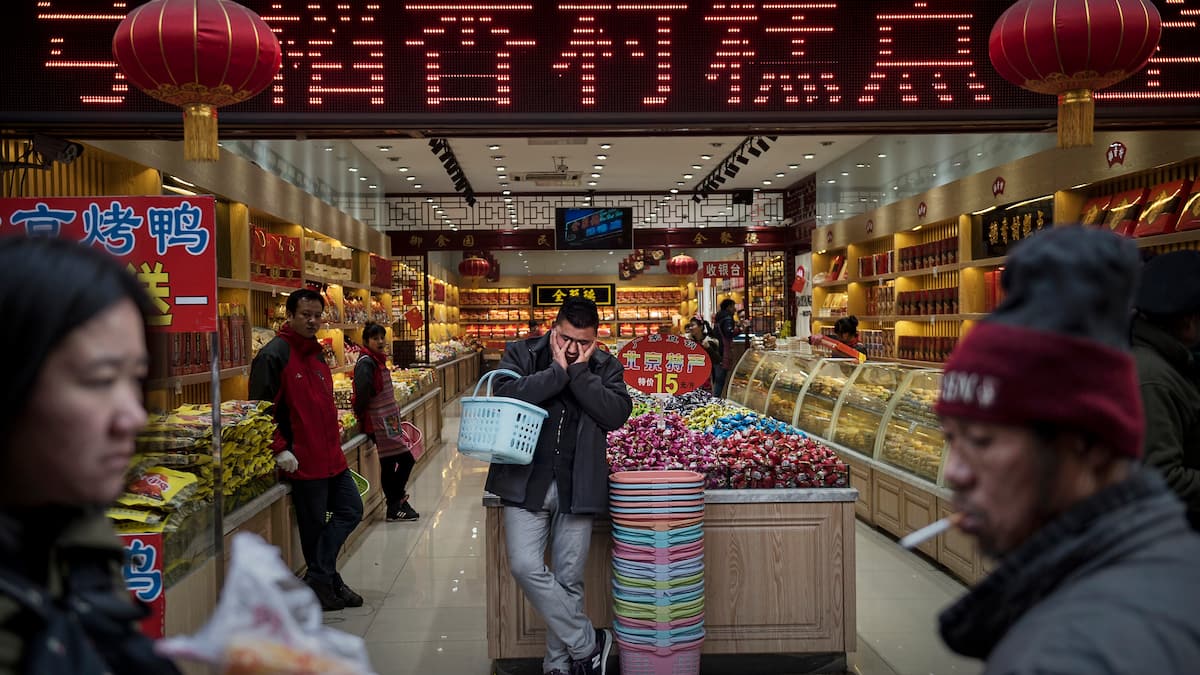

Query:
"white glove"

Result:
[[275, 450, 299, 473]]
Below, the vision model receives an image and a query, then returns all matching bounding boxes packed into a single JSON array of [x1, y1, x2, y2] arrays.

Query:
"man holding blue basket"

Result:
[[486, 297, 633, 675]]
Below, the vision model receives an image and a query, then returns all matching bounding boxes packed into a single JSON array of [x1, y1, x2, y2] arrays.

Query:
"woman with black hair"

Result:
[[0, 237, 181, 674], [353, 322, 419, 522], [685, 317, 722, 394], [834, 316, 863, 351]]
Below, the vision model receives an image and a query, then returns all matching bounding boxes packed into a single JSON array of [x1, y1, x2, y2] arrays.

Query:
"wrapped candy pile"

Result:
[[606, 413, 724, 488], [612, 386, 848, 490]]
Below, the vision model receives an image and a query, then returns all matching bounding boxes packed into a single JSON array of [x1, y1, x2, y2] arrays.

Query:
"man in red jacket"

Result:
[[250, 288, 364, 611]]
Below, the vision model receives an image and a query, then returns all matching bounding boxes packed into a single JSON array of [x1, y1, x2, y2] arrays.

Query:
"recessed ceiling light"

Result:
[[588, 181, 597, 186], [827, 179, 836, 184], [406, 176, 415, 181], [931, 173, 938, 177], [691, 164, 702, 169], [596, 154, 608, 160], [488, 144, 501, 150], [788, 164, 800, 169], [498, 174, 507, 180], [359, 176, 367, 181], [591, 173, 601, 178], [839, 209, 846, 213], [495, 166, 506, 171], [877, 153, 887, 158], [502, 190, 512, 195], [676, 181, 685, 186], [977, 152, 984, 157], [413, 184, 422, 188], [762, 180, 772, 185], [377, 145, 391, 152], [855, 163, 866, 168], [682, 173, 694, 179], [425, 197, 433, 202], [593, 165, 604, 170], [954, 161, 962, 167], [324, 145, 334, 152], [348, 167, 359, 172], [700, 154, 712, 160], [841, 171, 849, 176], [892, 186, 899, 190], [504, 198, 512, 203], [398, 167, 409, 172], [775, 172, 785, 178], [803, 153, 815, 160], [600, 143, 612, 149], [368, 184, 377, 189], [669, 188, 679, 193]]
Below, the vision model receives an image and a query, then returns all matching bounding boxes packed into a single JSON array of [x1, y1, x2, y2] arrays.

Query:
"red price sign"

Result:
[[0, 196, 217, 333], [118, 533, 166, 639], [617, 334, 711, 395]]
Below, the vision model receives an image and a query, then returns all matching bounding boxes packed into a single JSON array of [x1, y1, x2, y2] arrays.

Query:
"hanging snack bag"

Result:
[[118, 466, 199, 510]]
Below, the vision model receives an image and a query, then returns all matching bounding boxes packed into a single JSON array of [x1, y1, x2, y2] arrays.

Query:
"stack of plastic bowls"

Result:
[[609, 470, 705, 675]]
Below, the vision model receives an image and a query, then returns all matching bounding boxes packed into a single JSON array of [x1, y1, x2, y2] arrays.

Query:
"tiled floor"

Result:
[[331, 403, 983, 675]]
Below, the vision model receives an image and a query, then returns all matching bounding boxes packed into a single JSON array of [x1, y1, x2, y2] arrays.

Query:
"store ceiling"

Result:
[[220, 131, 1056, 223]]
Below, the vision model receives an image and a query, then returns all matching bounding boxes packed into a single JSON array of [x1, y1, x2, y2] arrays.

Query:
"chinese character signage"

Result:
[[700, 260, 745, 280], [118, 533, 165, 639], [617, 334, 711, 395], [533, 284, 615, 307], [0, 196, 217, 333], [976, 196, 1055, 258]]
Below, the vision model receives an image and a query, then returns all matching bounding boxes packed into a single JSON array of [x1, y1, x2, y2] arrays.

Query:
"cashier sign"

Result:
[[617, 334, 711, 395], [0, 197, 217, 333]]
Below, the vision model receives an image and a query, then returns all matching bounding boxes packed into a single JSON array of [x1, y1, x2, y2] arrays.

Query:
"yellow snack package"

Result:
[[117, 466, 199, 510]]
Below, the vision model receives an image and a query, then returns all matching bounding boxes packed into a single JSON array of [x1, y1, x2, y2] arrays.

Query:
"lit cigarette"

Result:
[[899, 513, 964, 549]]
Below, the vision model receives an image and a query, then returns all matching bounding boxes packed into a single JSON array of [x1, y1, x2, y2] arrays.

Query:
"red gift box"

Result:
[[1177, 191, 1200, 232], [1133, 180, 1193, 238], [1102, 189, 1148, 237], [1079, 195, 1113, 227]]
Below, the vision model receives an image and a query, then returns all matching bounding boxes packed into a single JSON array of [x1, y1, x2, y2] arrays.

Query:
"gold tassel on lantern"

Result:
[[1057, 89, 1095, 149], [182, 103, 220, 162]]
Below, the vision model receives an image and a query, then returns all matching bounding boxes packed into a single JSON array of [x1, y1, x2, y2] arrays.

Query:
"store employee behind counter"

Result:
[[933, 226, 1200, 674], [0, 237, 181, 675], [485, 297, 633, 675]]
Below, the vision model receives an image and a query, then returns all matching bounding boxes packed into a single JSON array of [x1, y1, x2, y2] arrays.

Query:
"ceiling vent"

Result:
[[513, 171, 583, 186]]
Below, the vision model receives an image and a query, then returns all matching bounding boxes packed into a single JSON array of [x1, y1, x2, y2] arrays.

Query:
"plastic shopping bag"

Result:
[[156, 532, 376, 675]]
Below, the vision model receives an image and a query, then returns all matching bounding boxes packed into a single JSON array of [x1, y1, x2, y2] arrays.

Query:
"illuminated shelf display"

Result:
[[4, 1, 1199, 127]]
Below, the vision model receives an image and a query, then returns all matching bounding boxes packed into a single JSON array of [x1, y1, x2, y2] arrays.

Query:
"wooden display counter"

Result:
[[483, 488, 857, 669], [415, 352, 482, 404]]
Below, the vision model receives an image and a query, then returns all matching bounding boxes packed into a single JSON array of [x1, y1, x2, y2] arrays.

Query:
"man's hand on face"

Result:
[[551, 328, 571, 371], [578, 338, 597, 365]]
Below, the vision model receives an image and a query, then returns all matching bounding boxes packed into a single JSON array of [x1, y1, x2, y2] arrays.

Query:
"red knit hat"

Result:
[[935, 322, 1144, 457], [934, 226, 1144, 457]]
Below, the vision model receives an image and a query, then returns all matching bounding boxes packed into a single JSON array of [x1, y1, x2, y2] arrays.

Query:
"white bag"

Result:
[[157, 532, 376, 675]]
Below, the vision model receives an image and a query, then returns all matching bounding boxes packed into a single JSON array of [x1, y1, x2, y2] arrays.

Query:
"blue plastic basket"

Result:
[[614, 523, 703, 547], [610, 504, 705, 515], [613, 579, 705, 605], [614, 557, 705, 581], [614, 621, 706, 646], [457, 369, 548, 465]]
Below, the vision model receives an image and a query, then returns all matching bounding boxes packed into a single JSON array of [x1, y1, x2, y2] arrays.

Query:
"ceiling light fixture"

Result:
[[488, 144, 501, 150], [803, 153, 815, 160], [596, 154, 607, 160], [398, 167, 409, 172]]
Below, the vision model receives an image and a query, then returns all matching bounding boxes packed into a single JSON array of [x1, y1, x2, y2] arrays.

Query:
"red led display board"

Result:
[[3, 1, 1198, 130]]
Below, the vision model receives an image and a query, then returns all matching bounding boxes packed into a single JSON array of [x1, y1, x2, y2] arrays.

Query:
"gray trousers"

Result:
[[504, 482, 598, 673]]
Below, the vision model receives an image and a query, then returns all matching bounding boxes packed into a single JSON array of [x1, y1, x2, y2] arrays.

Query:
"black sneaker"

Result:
[[398, 501, 420, 521], [334, 578, 364, 608], [307, 578, 345, 612], [570, 628, 612, 675]]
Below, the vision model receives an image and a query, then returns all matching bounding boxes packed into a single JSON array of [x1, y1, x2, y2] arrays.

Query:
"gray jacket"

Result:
[[939, 470, 1200, 674], [484, 334, 632, 515]]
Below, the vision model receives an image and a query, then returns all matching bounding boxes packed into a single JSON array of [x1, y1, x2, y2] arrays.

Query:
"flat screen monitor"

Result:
[[555, 207, 632, 251]]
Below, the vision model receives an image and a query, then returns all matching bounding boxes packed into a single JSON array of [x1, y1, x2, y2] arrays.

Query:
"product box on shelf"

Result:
[[1133, 180, 1193, 238], [1178, 191, 1200, 232], [1078, 195, 1113, 227], [1102, 188, 1149, 237]]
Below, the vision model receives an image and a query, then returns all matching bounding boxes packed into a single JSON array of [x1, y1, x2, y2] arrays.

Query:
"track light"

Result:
[[767, 135, 778, 142], [725, 164, 740, 177], [756, 138, 770, 152], [736, 155, 749, 165], [714, 174, 727, 184], [747, 145, 762, 157]]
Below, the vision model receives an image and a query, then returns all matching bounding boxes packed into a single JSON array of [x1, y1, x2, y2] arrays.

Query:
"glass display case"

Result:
[[878, 370, 947, 484], [830, 363, 912, 456], [726, 348, 766, 405], [744, 352, 787, 412], [794, 359, 861, 437], [764, 353, 824, 423]]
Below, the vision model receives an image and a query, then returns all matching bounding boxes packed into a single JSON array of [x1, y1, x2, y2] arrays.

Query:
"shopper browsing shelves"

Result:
[[485, 298, 633, 675], [934, 227, 1200, 673], [685, 317, 722, 393], [249, 288, 364, 612], [0, 237, 181, 674], [713, 298, 740, 395], [353, 322, 419, 522], [1132, 250, 1200, 529]]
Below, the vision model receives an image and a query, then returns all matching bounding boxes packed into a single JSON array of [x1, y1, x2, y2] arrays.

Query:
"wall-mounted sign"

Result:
[[992, 177, 1006, 197], [617, 334, 711, 395], [4, 2, 1199, 130], [917, 201, 928, 219], [0, 196, 217, 333], [118, 533, 166, 639], [700, 260, 745, 279], [1107, 141, 1128, 167], [977, 196, 1055, 258], [533, 284, 616, 307]]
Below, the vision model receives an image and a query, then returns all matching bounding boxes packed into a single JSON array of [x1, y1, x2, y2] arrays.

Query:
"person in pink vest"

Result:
[[354, 322, 420, 522]]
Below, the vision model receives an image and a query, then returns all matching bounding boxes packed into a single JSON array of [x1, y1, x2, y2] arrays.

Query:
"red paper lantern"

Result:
[[989, 0, 1161, 149], [113, 0, 282, 161], [667, 254, 698, 277], [459, 256, 491, 280]]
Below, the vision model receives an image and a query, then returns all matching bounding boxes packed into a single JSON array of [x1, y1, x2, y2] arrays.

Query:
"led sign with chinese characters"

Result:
[[3, 1, 1198, 130]]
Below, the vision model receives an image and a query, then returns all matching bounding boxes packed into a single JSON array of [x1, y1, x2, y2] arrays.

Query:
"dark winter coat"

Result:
[[249, 324, 347, 481], [484, 333, 632, 515], [0, 507, 181, 675], [939, 470, 1200, 674], [1133, 317, 1200, 523]]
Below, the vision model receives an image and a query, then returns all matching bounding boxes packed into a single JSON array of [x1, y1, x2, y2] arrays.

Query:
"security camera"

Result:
[[32, 134, 83, 166]]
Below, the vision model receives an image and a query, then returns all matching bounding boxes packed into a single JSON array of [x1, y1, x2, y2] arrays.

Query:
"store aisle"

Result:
[[330, 405, 981, 675]]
